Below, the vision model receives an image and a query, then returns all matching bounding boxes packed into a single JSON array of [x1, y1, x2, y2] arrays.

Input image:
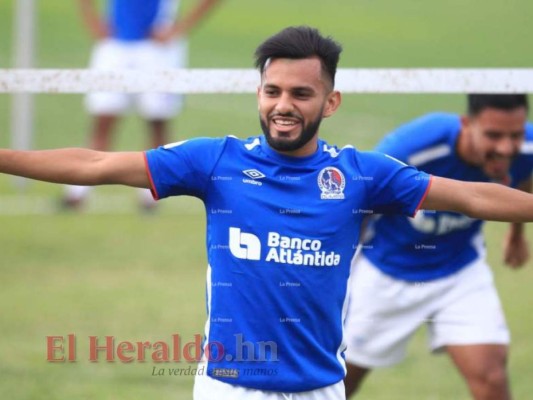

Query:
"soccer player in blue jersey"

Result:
[[64, 0, 220, 210], [2, 27, 533, 400], [344, 95, 532, 400]]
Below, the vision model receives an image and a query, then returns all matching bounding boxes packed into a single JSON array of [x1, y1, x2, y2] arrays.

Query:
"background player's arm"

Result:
[[422, 176, 533, 223], [151, 0, 221, 42], [503, 178, 531, 268], [0, 148, 150, 188], [78, 0, 109, 39]]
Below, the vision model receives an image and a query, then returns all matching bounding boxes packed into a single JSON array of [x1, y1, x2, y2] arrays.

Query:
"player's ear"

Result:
[[257, 85, 261, 109], [323, 90, 341, 118], [460, 114, 471, 131]]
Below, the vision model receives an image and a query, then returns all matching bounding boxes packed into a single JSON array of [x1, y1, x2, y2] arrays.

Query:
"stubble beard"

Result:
[[260, 113, 323, 153]]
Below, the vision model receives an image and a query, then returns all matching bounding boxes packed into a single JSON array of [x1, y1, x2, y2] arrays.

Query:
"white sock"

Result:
[[64, 185, 92, 201], [138, 188, 157, 207]]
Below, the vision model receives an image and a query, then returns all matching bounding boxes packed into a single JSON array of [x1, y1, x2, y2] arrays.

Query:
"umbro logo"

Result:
[[242, 169, 266, 179], [242, 169, 265, 186]]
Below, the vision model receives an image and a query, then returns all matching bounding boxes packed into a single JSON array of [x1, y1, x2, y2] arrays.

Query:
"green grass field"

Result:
[[1, 1, 533, 399]]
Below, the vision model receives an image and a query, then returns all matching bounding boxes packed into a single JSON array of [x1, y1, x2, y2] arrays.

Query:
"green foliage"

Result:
[[1, 0, 533, 398]]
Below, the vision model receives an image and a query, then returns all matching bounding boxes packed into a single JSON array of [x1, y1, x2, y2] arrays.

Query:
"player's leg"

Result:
[[135, 40, 187, 210], [446, 344, 510, 400], [429, 258, 510, 400], [147, 119, 169, 149], [135, 118, 169, 211], [62, 114, 119, 209], [90, 114, 120, 151], [344, 255, 436, 398], [136, 39, 186, 147], [63, 40, 130, 208], [84, 40, 132, 148], [344, 363, 369, 398]]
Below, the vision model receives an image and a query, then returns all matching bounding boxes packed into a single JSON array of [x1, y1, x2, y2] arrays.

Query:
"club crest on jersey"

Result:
[[318, 167, 345, 200]]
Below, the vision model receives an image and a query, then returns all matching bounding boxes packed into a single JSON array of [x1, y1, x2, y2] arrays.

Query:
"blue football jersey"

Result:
[[363, 113, 533, 282], [108, 0, 178, 41], [145, 135, 431, 391]]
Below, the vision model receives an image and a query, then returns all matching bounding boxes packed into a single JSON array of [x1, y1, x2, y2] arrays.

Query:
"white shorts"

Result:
[[193, 368, 345, 400], [344, 255, 509, 368], [85, 38, 187, 119]]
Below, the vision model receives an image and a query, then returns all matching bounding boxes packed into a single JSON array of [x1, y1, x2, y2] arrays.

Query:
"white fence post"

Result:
[[11, 0, 36, 189]]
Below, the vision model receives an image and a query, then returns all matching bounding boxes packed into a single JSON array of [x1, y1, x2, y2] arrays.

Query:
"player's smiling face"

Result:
[[257, 57, 340, 157], [463, 107, 527, 181]]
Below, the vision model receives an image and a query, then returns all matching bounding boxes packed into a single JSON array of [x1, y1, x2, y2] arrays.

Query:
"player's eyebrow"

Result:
[[262, 83, 317, 94], [262, 83, 279, 90], [485, 129, 525, 137], [292, 85, 315, 93]]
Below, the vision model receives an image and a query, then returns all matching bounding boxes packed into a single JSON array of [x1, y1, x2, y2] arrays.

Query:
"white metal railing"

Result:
[[2, 68, 533, 93]]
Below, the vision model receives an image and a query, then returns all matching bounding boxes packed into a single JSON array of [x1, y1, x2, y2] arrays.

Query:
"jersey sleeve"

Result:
[[375, 113, 458, 164], [374, 130, 412, 162], [359, 151, 432, 217], [144, 137, 227, 200], [511, 123, 533, 187]]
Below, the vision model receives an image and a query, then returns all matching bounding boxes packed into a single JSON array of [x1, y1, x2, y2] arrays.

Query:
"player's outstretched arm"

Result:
[[0, 148, 150, 189], [503, 179, 531, 268], [422, 176, 533, 223]]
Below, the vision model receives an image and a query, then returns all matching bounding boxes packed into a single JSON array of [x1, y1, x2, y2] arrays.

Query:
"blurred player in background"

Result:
[[344, 95, 532, 400], [63, 0, 221, 210]]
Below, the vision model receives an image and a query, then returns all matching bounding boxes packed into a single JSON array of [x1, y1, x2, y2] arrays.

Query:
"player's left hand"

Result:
[[503, 231, 530, 268]]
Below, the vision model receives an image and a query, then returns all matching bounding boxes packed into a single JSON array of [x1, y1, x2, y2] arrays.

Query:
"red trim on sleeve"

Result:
[[143, 152, 160, 201], [411, 175, 434, 217]]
